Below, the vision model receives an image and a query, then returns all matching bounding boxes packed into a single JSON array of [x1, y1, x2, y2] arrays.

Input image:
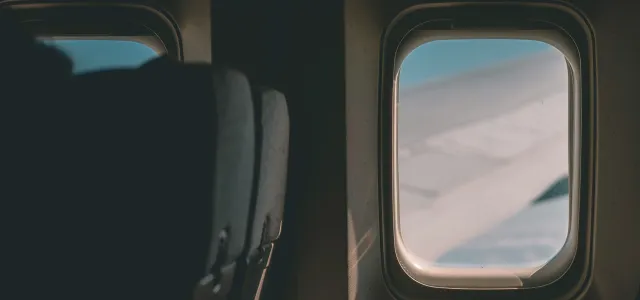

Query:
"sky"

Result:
[[42, 39, 159, 74], [399, 39, 553, 87]]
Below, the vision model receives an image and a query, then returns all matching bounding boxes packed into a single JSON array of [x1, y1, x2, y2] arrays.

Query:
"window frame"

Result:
[[379, 2, 596, 300], [0, 1, 181, 60]]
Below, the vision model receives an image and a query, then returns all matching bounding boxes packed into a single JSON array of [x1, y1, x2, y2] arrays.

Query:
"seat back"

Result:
[[67, 62, 260, 300], [195, 84, 290, 300], [4, 48, 258, 300], [239, 87, 290, 299], [66, 60, 233, 300], [196, 68, 257, 298]]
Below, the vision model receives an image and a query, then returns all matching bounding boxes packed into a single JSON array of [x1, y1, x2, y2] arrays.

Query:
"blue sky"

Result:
[[399, 39, 553, 87], [43, 39, 159, 74]]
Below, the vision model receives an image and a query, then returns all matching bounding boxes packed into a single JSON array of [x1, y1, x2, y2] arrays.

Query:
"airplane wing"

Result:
[[397, 48, 570, 270], [434, 194, 569, 268]]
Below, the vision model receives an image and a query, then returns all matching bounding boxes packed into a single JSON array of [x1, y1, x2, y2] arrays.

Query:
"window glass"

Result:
[[397, 39, 570, 270], [41, 39, 159, 74]]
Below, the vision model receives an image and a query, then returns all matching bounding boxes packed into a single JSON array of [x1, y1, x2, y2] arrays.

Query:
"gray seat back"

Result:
[[240, 87, 290, 299]]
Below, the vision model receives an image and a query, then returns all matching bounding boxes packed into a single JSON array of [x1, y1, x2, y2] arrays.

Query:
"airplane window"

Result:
[[41, 39, 159, 74], [397, 39, 571, 283]]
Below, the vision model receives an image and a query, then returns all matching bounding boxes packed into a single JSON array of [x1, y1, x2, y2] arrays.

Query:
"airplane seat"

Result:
[[234, 87, 290, 299], [194, 85, 290, 300], [0, 8, 266, 300], [193, 65, 258, 299], [195, 87, 289, 300], [8, 58, 257, 300]]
